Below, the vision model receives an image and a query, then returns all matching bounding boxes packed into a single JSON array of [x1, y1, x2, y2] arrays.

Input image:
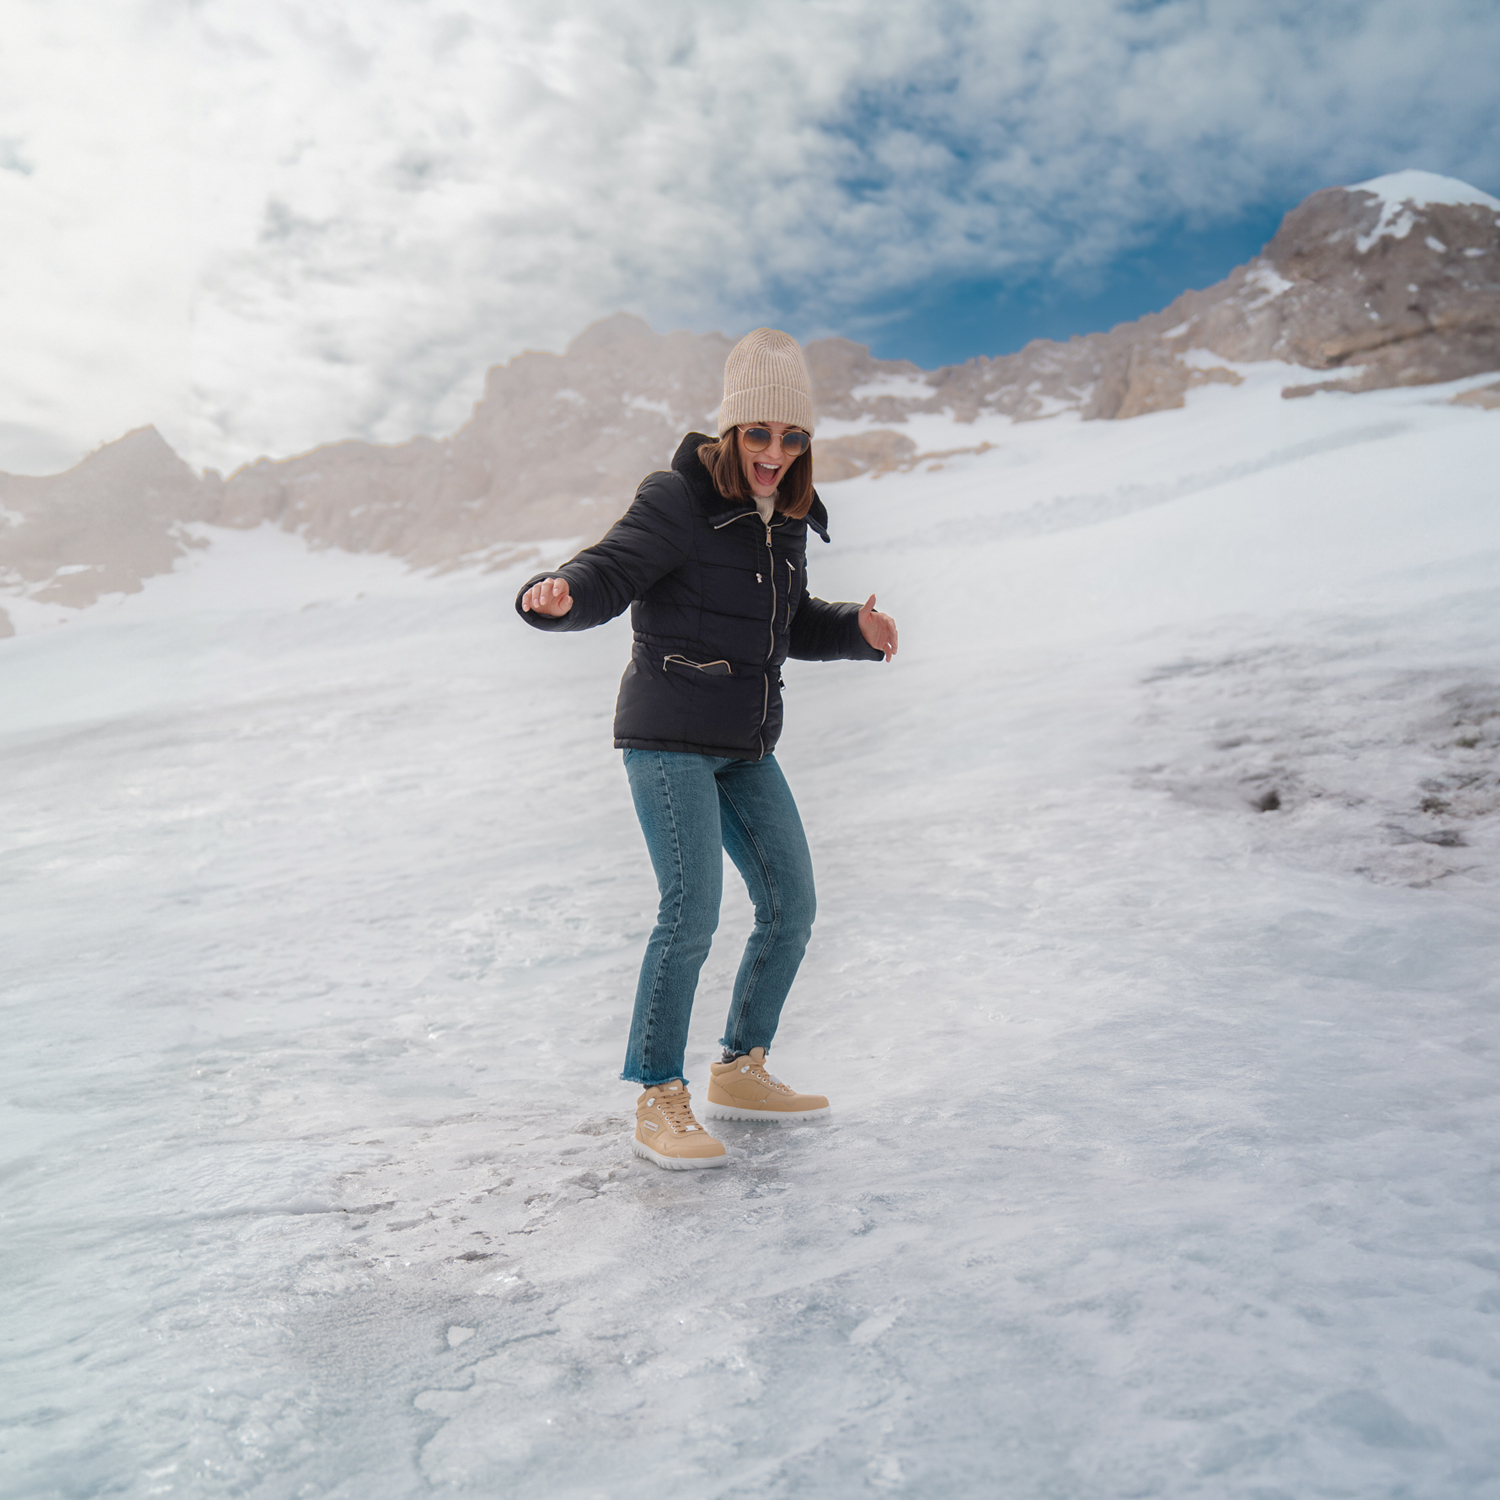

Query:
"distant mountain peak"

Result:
[[566, 311, 660, 353], [1346, 169, 1500, 215], [81, 425, 187, 472], [1342, 170, 1500, 256]]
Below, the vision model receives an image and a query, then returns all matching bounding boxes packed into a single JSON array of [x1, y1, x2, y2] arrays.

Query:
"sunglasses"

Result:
[[741, 426, 811, 457]]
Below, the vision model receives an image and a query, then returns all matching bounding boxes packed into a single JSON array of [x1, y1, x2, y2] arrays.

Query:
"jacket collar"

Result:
[[674, 431, 831, 543]]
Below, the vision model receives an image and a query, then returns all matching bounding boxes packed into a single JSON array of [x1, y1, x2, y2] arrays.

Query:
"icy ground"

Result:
[[3, 367, 1499, 1499]]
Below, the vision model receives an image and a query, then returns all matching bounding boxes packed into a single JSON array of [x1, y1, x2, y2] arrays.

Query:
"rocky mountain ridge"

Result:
[[2, 170, 1497, 632]]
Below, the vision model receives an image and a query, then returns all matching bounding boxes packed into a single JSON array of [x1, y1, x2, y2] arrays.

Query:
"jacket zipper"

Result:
[[759, 521, 776, 757], [765, 522, 777, 663], [710, 510, 782, 760]]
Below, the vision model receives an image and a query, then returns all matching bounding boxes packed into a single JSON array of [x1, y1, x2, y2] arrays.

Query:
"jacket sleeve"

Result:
[[514, 471, 695, 632], [788, 593, 885, 662]]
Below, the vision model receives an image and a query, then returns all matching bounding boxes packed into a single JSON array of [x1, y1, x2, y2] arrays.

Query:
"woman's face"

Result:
[[737, 423, 806, 499]]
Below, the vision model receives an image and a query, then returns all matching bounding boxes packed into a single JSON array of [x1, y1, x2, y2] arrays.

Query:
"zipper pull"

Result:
[[765, 524, 773, 546], [756, 573, 762, 583]]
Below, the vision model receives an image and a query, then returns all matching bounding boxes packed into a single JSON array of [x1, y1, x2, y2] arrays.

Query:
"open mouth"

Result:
[[753, 461, 781, 487]]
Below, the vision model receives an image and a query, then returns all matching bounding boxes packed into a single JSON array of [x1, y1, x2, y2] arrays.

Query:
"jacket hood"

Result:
[[672, 431, 830, 542], [672, 431, 717, 485]]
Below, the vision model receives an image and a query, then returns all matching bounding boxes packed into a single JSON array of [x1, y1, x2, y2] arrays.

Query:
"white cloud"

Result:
[[1, 0, 1496, 474]]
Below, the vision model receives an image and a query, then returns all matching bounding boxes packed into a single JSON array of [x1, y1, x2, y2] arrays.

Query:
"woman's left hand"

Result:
[[858, 594, 899, 662]]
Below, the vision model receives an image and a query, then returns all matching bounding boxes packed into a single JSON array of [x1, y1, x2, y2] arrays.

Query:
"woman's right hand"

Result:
[[520, 577, 573, 616]]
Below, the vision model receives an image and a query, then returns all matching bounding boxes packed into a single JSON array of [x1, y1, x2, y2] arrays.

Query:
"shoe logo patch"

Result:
[[642, 1120, 659, 1133]]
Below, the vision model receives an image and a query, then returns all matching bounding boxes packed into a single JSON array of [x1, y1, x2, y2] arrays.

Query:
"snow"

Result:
[[1348, 170, 1500, 252], [848, 373, 935, 404], [4, 367, 1500, 1497], [1180, 348, 1239, 372], [1348, 168, 1500, 214], [1020, 392, 1073, 419], [0, 523, 480, 643], [624, 395, 673, 416], [1241, 265, 1293, 307], [0, 522, 586, 648]]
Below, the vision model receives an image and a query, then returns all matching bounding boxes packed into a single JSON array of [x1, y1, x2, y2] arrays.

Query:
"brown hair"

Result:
[[696, 427, 815, 520]]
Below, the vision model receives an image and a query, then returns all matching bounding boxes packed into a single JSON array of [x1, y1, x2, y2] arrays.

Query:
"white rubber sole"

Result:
[[701, 1102, 831, 1123], [631, 1136, 728, 1170]]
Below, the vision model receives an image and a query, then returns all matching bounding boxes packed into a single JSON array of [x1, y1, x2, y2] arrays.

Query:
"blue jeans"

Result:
[[621, 750, 817, 1087]]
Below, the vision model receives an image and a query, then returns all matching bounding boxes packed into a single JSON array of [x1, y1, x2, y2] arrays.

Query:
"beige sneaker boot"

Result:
[[704, 1048, 830, 1122], [632, 1080, 728, 1170]]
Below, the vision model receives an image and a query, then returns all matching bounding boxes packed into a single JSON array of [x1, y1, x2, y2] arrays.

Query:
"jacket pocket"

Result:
[[663, 654, 732, 677]]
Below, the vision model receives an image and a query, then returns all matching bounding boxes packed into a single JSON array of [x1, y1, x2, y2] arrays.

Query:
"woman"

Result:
[[517, 327, 897, 1171]]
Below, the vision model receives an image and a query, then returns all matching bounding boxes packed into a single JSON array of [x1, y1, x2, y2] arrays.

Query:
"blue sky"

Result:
[[1, 0, 1497, 473], [851, 204, 1297, 367]]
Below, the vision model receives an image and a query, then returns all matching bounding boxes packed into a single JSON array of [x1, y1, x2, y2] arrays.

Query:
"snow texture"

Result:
[[1349, 170, 1500, 252], [1349, 168, 1500, 214], [847, 374, 935, 404], [1241, 264, 1293, 307], [3, 366, 1500, 1498]]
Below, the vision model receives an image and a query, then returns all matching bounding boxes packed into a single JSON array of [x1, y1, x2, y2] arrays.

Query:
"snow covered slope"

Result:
[[2, 371, 1499, 1498]]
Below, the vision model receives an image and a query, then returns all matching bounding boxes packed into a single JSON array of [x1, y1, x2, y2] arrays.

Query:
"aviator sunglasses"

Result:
[[741, 426, 811, 457]]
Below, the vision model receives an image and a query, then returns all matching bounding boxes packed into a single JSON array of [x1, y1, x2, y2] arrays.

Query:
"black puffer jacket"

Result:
[[516, 432, 882, 758]]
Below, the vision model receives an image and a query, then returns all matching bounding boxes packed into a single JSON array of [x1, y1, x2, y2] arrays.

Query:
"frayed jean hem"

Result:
[[620, 1069, 691, 1089]]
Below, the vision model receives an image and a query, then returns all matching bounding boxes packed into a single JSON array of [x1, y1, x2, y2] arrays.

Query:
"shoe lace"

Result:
[[653, 1084, 706, 1134], [747, 1062, 793, 1094]]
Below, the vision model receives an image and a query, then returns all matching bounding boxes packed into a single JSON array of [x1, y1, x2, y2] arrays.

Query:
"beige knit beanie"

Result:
[[717, 327, 816, 436]]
